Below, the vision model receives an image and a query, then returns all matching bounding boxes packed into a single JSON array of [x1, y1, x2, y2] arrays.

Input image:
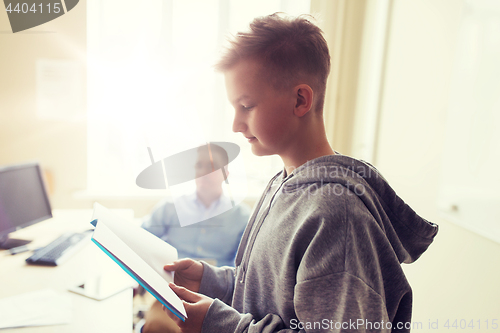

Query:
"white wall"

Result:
[[0, 1, 87, 209], [376, 0, 500, 330]]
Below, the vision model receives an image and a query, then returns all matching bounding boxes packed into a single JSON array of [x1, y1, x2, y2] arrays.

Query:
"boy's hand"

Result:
[[165, 283, 213, 333], [164, 258, 204, 293], [143, 300, 180, 333]]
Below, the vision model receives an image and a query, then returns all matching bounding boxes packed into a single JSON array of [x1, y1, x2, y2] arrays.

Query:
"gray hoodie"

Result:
[[198, 154, 438, 332]]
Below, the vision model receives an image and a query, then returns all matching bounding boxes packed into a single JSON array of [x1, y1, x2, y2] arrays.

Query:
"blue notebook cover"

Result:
[[90, 219, 185, 321]]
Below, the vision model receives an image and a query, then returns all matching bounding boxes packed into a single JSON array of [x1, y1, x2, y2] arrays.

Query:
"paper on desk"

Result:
[[0, 289, 72, 329]]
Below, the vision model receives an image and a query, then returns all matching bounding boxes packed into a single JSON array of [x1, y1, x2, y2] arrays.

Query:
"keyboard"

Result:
[[26, 231, 92, 266]]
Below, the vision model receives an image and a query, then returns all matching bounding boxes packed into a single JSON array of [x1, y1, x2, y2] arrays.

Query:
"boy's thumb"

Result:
[[164, 260, 179, 271]]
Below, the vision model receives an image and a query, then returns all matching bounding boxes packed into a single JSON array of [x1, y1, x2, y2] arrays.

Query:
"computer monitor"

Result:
[[0, 162, 52, 249]]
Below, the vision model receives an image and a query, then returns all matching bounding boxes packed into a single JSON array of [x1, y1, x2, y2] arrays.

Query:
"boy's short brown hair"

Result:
[[215, 13, 331, 112]]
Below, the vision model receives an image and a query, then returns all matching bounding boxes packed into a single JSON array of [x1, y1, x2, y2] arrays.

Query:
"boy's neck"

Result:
[[281, 117, 334, 176]]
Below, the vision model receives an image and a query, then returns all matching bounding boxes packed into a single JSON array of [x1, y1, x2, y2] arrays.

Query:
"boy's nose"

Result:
[[232, 113, 246, 133]]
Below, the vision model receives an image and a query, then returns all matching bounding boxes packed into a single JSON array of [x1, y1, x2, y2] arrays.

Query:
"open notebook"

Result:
[[90, 203, 186, 321]]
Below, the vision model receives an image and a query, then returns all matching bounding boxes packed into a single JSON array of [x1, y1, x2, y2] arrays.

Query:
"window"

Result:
[[437, 0, 500, 243], [87, 0, 311, 198]]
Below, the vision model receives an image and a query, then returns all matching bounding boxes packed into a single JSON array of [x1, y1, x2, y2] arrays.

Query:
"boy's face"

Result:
[[224, 58, 297, 157]]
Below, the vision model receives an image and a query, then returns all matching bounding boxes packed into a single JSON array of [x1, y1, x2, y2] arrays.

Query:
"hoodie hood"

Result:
[[284, 154, 438, 263]]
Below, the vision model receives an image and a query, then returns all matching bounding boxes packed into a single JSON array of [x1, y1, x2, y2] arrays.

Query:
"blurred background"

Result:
[[1, 0, 499, 331]]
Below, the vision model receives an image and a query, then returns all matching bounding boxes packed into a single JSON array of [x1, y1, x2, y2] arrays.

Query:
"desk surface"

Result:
[[0, 209, 134, 333]]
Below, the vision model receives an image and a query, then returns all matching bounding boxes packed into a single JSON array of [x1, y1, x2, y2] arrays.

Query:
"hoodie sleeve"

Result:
[[198, 261, 235, 305], [200, 275, 392, 333]]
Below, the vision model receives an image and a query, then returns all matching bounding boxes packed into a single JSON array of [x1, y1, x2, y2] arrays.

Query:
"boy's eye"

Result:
[[241, 105, 254, 111]]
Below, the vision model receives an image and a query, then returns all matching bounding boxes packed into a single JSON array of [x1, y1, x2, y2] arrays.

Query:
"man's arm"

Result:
[[141, 200, 174, 238]]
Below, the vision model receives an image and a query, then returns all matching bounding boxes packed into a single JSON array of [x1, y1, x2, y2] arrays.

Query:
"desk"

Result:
[[0, 209, 134, 333]]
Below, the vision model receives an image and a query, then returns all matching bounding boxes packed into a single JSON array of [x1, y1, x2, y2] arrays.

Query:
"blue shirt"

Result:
[[141, 193, 250, 267]]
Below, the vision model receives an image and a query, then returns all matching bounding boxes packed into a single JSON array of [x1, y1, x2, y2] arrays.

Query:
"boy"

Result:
[[164, 14, 438, 333]]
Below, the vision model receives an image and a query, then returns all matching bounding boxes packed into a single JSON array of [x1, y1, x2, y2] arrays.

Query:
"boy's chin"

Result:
[[250, 145, 274, 157]]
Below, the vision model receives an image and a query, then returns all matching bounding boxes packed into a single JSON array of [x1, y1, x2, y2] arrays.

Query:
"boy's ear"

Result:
[[293, 84, 313, 117]]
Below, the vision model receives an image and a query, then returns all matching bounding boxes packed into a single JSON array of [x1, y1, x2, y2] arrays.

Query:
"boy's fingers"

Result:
[[169, 283, 200, 303], [164, 258, 192, 271]]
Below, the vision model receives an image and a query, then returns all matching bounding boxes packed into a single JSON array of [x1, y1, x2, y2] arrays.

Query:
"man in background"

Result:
[[136, 143, 250, 333]]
